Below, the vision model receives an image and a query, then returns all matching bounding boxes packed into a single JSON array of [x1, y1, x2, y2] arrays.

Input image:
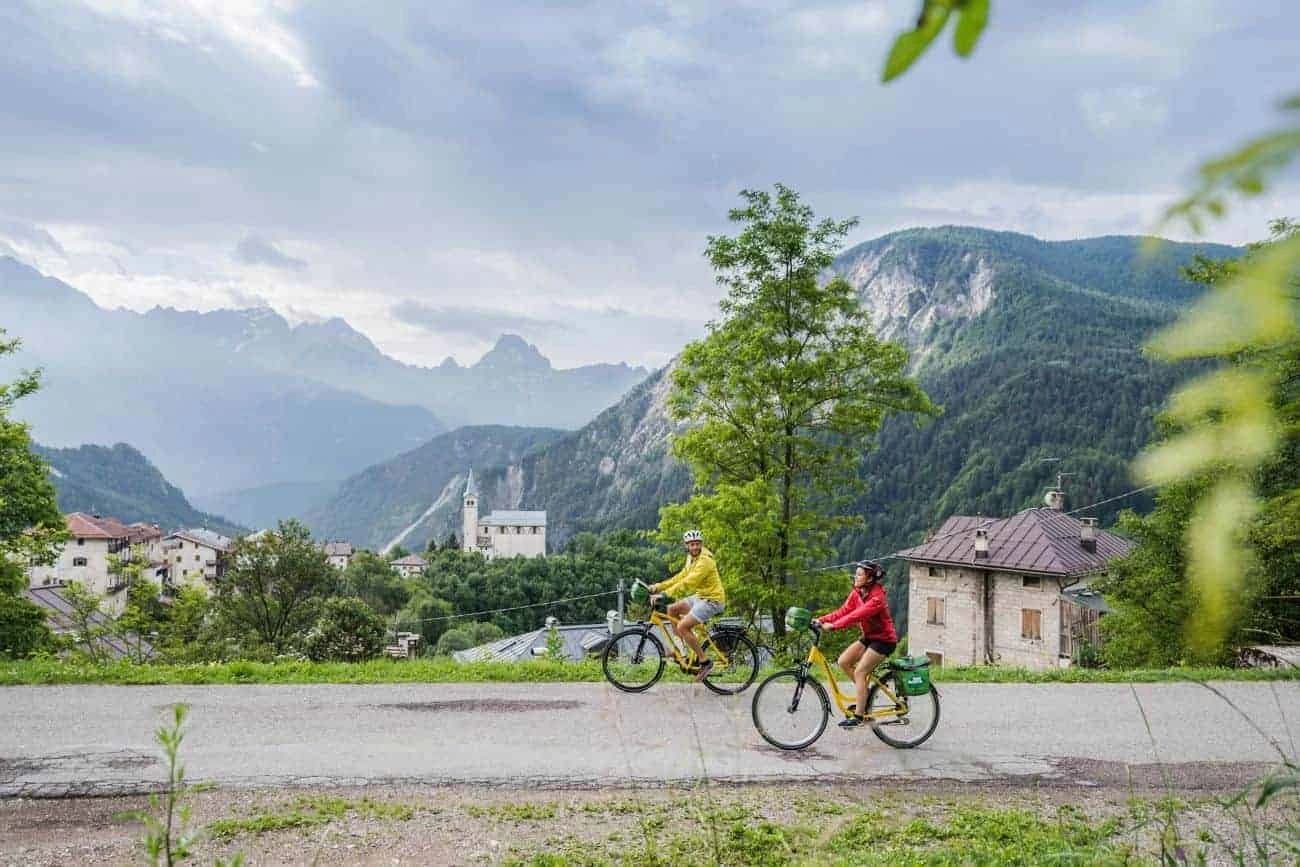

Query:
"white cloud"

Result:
[[75, 0, 319, 87], [1078, 86, 1169, 135]]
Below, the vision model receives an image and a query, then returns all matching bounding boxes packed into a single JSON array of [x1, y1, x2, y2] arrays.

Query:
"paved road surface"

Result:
[[1, 681, 1296, 796]]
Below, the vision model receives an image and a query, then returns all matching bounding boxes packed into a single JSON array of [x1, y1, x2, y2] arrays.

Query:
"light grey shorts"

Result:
[[687, 597, 725, 623]]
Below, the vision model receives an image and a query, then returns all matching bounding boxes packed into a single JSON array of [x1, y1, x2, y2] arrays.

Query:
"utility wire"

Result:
[[394, 589, 619, 627]]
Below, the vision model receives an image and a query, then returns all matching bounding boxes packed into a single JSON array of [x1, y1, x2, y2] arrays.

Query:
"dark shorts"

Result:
[[858, 639, 897, 655]]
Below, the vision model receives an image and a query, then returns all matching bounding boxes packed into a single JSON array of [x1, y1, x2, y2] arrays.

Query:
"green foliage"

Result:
[[665, 185, 934, 631], [302, 596, 387, 662], [0, 328, 65, 565], [208, 795, 413, 840], [0, 593, 53, 658], [61, 581, 114, 664], [435, 620, 504, 655], [213, 520, 336, 654], [341, 550, 410, 615], [882, 0, 991, 82], [1114, 222, 1300, 661]]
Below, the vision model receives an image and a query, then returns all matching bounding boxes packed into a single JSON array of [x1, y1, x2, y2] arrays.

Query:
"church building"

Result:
[[461, 469, 547, 559]]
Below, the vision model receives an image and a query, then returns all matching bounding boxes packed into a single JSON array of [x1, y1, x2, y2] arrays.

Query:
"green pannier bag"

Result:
[[893, 655, 932, 696]]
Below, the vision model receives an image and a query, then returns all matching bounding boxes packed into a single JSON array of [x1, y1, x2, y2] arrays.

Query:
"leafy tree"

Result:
[[441, 533, 460, 552], [398, 588, 455, 652], [434, 621, 504, 656], [341, 551, 410, 615], [662, 185, 934, 630], [0, 593, 53, 658], [386, 545, 410, 561], [62, 581, 113, 663], [0, 328, 65, 565], [213, 520, 335, 653], [1102, 223, 1300, 664], [302, 596, 387, 662], [115, 575, 168, 663]]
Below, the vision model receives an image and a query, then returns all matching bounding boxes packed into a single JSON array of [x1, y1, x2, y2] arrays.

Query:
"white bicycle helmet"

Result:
[[682, 529, 703, 543]]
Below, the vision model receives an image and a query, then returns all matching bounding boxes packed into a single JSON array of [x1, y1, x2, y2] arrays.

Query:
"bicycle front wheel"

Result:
[[702, 632, 760, 696], [867, 671, 940, 749], [602, 628, 666, 693], [751, 669, 830, 750]]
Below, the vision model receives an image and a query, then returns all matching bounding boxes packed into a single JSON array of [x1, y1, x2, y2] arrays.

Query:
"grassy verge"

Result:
[[2, 656, 1296, 686]]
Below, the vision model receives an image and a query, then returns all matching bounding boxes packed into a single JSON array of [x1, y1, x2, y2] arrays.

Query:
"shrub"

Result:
[[302, 597, 386, 662]]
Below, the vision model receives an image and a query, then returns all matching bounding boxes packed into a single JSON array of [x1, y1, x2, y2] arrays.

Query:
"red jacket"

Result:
[[819, 582, 897, 644]]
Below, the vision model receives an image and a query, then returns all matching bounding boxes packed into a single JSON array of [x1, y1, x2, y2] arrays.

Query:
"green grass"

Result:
[[207, 794, 415, 840], [501, 803, 1135, 866], [1, 656, 1295, 686]]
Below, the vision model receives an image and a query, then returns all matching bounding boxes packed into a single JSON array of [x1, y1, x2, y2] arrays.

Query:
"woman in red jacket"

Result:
[[814, 560, 898, 728]]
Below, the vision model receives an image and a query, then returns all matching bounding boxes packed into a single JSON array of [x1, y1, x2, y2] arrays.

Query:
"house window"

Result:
[[927, 566, 943, 578], [72, 557, 88, 567], [176, 555, 182, 564], [1022, 576, 1041, 589], [77, 538, 85, 546], [195, 554, 201, 562], [925, 651, 944, 667], [1021, 609, 1043, 640], [926, 597, 945, 626]]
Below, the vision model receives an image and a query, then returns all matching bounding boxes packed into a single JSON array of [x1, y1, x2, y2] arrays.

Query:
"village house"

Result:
[[27, 513, 166, 614], [162, 528, 233, 592], [461, 470, 546, 560], [391, 553, 427, 578], [323, 541, 355, 570], [895, 493, 1134, 670]]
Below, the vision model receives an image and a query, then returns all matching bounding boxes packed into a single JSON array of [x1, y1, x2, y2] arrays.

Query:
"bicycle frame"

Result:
[[801, 637, 906, 721], [640, 606, 735, 671]]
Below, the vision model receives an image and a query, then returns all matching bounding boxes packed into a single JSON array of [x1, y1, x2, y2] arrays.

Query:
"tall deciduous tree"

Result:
[[662, 186, 935, 627], [214, 520, 335, 653], [0, 329, 65, 565]]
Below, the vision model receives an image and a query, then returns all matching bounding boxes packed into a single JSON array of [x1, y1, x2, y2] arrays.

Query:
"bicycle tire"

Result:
[[867, 671, 940, 749], [751, 668, 830, 750], [702, 632, 760, 696], [602, 628, 666, 693]]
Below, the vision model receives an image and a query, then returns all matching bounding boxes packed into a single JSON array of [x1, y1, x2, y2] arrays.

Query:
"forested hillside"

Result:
[[35, 443, 243, 535]]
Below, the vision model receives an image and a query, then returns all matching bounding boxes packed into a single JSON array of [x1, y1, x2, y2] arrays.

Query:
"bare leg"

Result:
[[854, 648, 887, 718], [675, 612, 706, 661], [838, 641, 866, 682]]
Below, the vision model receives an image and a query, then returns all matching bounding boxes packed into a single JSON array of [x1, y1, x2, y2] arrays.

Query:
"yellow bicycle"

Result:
[[751, 607, 940, 750], [601, 580, 760, 695]]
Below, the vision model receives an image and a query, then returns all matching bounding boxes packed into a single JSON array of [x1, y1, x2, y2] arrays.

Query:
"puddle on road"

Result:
[[748, 745, 834, 762], [370, 699, 583, 713]]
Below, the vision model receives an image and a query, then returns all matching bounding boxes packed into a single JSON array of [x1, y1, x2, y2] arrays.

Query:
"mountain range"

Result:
[[302, 227, 1239, 589], [0, 257, 648, 503]]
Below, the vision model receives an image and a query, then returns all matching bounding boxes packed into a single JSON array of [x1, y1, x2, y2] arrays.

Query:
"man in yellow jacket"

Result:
[[649, 530, 726, 682]]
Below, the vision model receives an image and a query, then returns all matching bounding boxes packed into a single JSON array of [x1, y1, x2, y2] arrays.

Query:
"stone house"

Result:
[[27, 513, 165, 614], [323, 541, 355, 570], [391, 554, 427, 578], [896, 505, 1133, 669], [461, 470, 546, 559], [162, 528, 233, 591]]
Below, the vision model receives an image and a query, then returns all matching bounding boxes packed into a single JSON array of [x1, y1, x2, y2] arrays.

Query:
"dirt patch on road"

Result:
[[369, 699, 584, 713]]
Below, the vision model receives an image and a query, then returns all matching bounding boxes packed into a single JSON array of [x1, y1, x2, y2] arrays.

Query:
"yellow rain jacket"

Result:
[[654, 547, 725, 604]]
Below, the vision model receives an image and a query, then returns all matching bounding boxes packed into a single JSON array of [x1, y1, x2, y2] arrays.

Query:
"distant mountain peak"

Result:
[[474, 334, 551, 371]]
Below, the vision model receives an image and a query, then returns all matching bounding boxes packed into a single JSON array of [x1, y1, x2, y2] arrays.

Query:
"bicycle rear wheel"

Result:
[[702, 632, 760, 696], [602, 628, 666, 693], [751, 669, 830, 750], [866, 671, 940, 749]]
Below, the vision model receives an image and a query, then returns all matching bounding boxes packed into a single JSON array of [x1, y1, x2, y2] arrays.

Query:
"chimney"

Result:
[[973, 527, 989, 560], [1044, 488, 1066, 511], [1080, 517, 1097, 553]]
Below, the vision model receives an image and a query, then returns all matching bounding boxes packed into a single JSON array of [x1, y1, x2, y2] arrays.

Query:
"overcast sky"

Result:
[[1, 1, 1296, 368]]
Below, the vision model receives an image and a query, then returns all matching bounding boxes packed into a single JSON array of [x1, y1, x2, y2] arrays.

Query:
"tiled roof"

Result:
[[454, 623, 612, 663], [894, 508, 1134, 577], [65, 512, 131, 540], [167, 528, 233, 552], [391, 554, 427, 567], [481, 510, 546, 527]]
